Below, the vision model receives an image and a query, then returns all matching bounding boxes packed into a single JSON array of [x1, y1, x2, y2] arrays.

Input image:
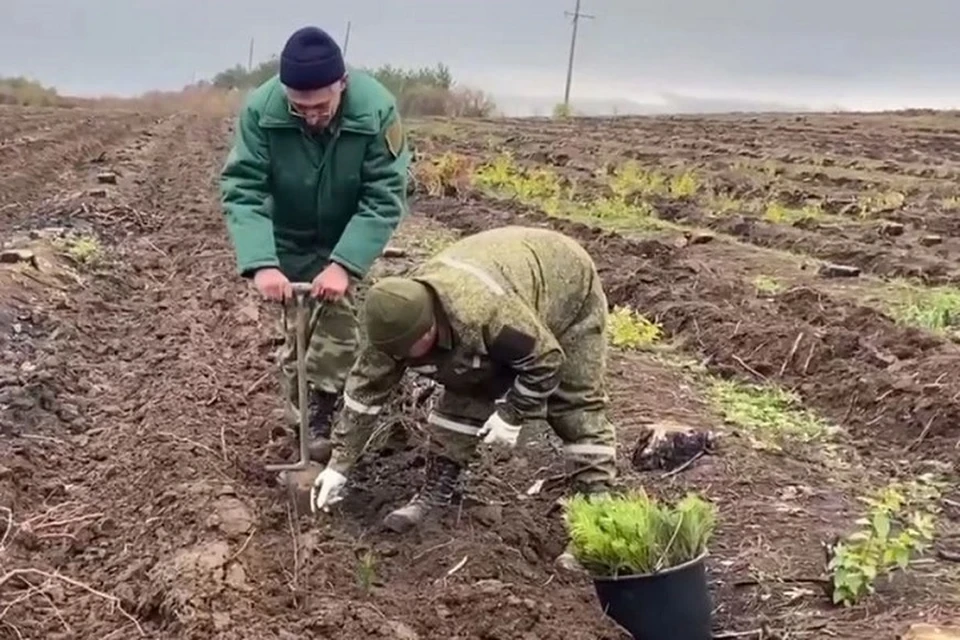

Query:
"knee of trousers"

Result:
[[425, 411, 482, 464], [548, 410, 616, 445], [549, 411, 617, 467]]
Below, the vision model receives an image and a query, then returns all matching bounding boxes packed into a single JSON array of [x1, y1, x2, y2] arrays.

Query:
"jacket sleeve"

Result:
[[482, 300, 565, 424], [220, 100, 278, 278], [327, 345, 407, 474], [329, 107, 411, 278]]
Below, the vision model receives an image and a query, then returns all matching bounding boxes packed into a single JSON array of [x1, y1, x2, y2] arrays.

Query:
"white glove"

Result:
[[310, 467, 348, 513], [477, 412, 521, 447]]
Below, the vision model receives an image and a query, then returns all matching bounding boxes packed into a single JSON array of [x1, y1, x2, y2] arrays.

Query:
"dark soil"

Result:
[[1, 105, 958, 640]]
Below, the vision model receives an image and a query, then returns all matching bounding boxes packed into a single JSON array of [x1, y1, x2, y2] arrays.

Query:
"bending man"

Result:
[[312, 225, 618, 532]]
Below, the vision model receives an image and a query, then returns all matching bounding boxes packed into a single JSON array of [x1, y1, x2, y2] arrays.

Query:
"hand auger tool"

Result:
[[265, 282, 316, 472]]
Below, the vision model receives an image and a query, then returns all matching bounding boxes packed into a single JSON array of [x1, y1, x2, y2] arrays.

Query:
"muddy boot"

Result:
[[382, 455, 462, 533], [296, 388, 338, 463], [307, 388, 340, 440]]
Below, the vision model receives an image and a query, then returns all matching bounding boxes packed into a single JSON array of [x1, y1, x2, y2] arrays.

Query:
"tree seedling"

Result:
[[563, 489, 716, 577], [827, 476, 941, 606]]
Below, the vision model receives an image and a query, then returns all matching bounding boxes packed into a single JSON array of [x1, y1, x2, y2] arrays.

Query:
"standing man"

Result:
[[310, 226, 618, 534], [220, 26, 411, 455]]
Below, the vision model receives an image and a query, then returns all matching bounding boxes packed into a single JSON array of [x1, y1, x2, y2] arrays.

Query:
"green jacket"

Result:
[[219, 70, 411, 282], [327, 226, 607, 473]]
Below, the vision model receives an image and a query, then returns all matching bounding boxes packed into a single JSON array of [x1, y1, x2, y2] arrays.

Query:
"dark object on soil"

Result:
[[96, 171, 118, 184], [593, 553, 712, 640], [879, 221, 905, 237], [920, 234, 943, 246], [683, 232, 714, 246], [631, 422, 715, 472], [0, 249, 37, 267], [817, 263, 861, 278], [88, 188, 108, 198]]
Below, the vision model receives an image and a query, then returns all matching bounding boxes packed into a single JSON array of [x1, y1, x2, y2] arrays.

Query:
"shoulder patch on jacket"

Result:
[[489, 326, 536, 362], [385, 116, 404, 158]]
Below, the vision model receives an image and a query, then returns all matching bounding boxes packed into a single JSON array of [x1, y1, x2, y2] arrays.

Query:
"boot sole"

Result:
[[382, 512, 418, 534]]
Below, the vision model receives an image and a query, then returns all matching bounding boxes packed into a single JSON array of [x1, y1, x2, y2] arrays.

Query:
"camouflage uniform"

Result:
[[327, 225, 618, 531], [278, 291, 361, 439]]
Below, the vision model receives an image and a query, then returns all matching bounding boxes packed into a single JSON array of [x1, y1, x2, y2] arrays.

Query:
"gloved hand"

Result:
[[310, 467, 348, 513], [477, 412, 521, 447]]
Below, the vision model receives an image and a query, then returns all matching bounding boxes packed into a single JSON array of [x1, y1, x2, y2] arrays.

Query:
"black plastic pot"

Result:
[[592, 552, 712, 640]]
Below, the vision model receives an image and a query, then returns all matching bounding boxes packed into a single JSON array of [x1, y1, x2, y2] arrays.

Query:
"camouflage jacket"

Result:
[[328, 225, 601, 472]]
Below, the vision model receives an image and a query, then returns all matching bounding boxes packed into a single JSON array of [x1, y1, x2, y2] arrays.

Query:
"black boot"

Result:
[[383, 455, 462, 533], [307, 388, 340, 440], [289, 388, 339, 464]]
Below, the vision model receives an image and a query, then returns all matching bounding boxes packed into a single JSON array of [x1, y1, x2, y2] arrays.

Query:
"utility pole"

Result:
[[343, 21, 352, 57], [247, 37, 255, 71], [563, 0, 593, 109]]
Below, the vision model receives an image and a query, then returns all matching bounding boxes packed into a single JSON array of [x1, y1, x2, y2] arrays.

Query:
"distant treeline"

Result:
[[0, 76, 61, 106], [203, 58, 497, 118]]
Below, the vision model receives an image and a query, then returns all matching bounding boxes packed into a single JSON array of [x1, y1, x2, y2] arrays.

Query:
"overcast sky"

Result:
[[3, 0, 959, 113]]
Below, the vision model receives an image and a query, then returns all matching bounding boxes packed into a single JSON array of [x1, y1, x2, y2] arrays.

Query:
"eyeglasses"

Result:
[[288, 101, 331, 119], [285, 78, 346, 119]]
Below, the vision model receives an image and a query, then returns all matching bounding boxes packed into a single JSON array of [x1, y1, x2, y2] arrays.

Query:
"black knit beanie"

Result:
[[279, 26, 345, 91]]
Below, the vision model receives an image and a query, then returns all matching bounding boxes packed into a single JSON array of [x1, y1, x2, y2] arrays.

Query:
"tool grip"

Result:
[[290, 282, 313, 294]]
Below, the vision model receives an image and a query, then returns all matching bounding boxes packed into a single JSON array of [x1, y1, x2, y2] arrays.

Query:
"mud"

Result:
[[0, 107, 627, 639], [2, 104, 959, 640]]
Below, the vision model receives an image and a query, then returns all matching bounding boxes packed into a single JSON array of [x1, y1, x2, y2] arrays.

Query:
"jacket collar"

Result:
[[257, 69, 378, 134]]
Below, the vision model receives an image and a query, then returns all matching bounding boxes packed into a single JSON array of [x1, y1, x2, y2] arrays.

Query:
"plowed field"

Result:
[[1, 102, 959, 640]]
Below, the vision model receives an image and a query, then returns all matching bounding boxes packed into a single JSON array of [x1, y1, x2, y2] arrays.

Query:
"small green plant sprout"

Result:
[[752, 275, 784, 296], [355, 549, 378, 595], [472, 153, 566, 207], [827, 475, 942, 607], [762, 202, 824, 225], [54, 233, 103, 266], [608, 162, 669, 200], [607, 305, 662, 349], [669, 171, 700, 198], [940, 195, 960, 210], [856, 190, 906, 217], [574, 197, 664, 233], [888, 283, 960, 336], [708, 380, 833, 450], [563, 489, 717, 577], [706, 193, 743, 216]]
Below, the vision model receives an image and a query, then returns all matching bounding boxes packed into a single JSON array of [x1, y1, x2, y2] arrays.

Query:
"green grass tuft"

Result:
[[708, 379, 833, 449]]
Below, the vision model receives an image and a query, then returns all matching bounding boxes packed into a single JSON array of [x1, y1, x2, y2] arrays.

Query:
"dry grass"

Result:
[[70, 87, 245, 116]]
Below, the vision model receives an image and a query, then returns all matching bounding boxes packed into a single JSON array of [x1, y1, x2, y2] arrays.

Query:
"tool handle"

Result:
[[290, 282, 313, 294]]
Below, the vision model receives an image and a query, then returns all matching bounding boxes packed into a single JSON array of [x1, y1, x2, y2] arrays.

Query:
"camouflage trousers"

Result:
[[277, 289, 361, 429], [424, 270, 617, 489]]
